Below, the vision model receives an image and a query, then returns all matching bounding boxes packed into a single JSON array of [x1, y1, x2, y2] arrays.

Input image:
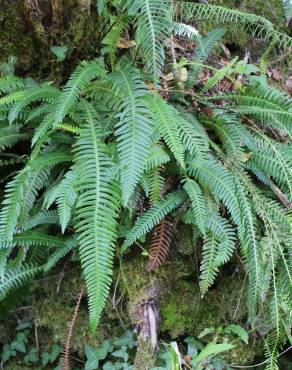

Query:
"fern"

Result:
[[22, 210, 59, 230], [145, 94, 185, 168], [207, 213, 235, 265], [122, 190, 186, 251], [45, 238, 78, 272], [44, 166, 80, 233], [74, 112, 121, 330], [183, 178, 206, 235], [127, 0, 172, 82], [173, 22, 199, 39], [109, 63, 154, 205], [146, 216, 173, 272], [0, 264, 42, 300], [283, 0, 292, 23], [12, 230, 68, 248], [201, 57, 238, 93], [176, 2, 292, 49], [225, 324, 249, 344], [0, 169, 28, 245], [0, 125, 29, 150], [200, 233, 219, 296], [0, 76, 24, 95], [55, 60, 106, 125], [188, 156, 241, 225]]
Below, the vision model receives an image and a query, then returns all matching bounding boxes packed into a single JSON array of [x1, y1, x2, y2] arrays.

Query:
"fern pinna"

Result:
[[0, 1, 291, 368]]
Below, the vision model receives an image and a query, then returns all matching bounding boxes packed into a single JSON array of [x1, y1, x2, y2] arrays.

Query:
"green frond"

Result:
[[110, 63, 154, 205], [44, 166, 80, 233], [183, 178, 207, 235], [206, 212, 236, 265], [122, 190, 187, 251], [55, 60, 106, 125], [127, 0, 172, 82], [175, 2, 274, 30], [226, 84, 292, 136], [145, 94, 185, 168], [144, 144, 170, 172], [59, 123, 81, 135], [0, 125, 29, 150], [200, 232, 219, 296], [173, 22, 199, 39], [186, 28, 226, 84], [148, 167, 165, 205], [26, 103, 52, 123], [203, 114, 246, 160], [74, 113, 121, 330], [7, 85, 59, 124], [248, 135, 292, 199], [22, 210, 59, 231], [201, 57, 238, 93], [233, 175, 263, 317], [31, 109, 56, 146], [177, 114, 209, 160], [283, 0, 292, 22], [176, 2, 292, 49], [0, 169, 28, 245], [0, 76, 24, 95], [18, 168, 51, 226], [193, 28, 226, 63], [188, 156, 241, 225], [225, 324, 249, 344], [45, 238, 78, 272], [0, 264, 42, 301], [30, 150, 73, 169], [12, 230, 68, 248], [102, 14, 130, 67]]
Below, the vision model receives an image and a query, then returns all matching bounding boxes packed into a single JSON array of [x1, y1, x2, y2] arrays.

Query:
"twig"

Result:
[[269, 180, 292, 210], [35, 319, 39, 361], [233, 273, 247, 320]]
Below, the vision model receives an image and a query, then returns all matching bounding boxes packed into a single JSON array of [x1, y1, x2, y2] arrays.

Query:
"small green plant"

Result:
[[153, 337, 235, 370], [84, 331, 136, 370], [0, 321, 61, 368]]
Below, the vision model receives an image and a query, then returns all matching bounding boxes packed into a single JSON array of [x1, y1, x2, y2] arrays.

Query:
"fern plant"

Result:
[[0, 2, 291, 368]]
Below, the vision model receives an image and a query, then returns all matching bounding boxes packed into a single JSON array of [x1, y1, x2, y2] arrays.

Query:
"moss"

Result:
[[34, 268, 122, 355], [220, 336, 264, 365], [133, 340, 156, 370]]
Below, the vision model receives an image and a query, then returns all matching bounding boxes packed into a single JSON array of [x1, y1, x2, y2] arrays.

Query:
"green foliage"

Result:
[[154, 336, 234, 370], [126, 0, 172, 82], [84, 331, 136, 370], [0, 2, 291, 367], [0, 321, 62, 368]]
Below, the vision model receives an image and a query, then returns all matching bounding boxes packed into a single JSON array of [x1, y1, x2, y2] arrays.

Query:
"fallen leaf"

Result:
[[271, 68, 282, 81]]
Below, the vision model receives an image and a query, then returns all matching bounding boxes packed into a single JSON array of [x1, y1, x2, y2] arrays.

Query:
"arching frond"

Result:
[[45, 238, 78, 272], [0, 264, 42, 301], [74, 113, 121, 330], [55, 60, 105, 125], [200, 232, 219, 296], [206, 212, 236, 265], [123, 190, 186, 251], [183, 178, 206, 235], [145, 94, 185, 168], [44, 166, 80, 233], [0, 125, 29, 150], [127, 0, 172, 82], [110, 63, 154, 205]]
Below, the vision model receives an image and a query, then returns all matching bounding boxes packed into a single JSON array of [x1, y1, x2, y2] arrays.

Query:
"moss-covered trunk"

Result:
[[0, 0, 99, 80]]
